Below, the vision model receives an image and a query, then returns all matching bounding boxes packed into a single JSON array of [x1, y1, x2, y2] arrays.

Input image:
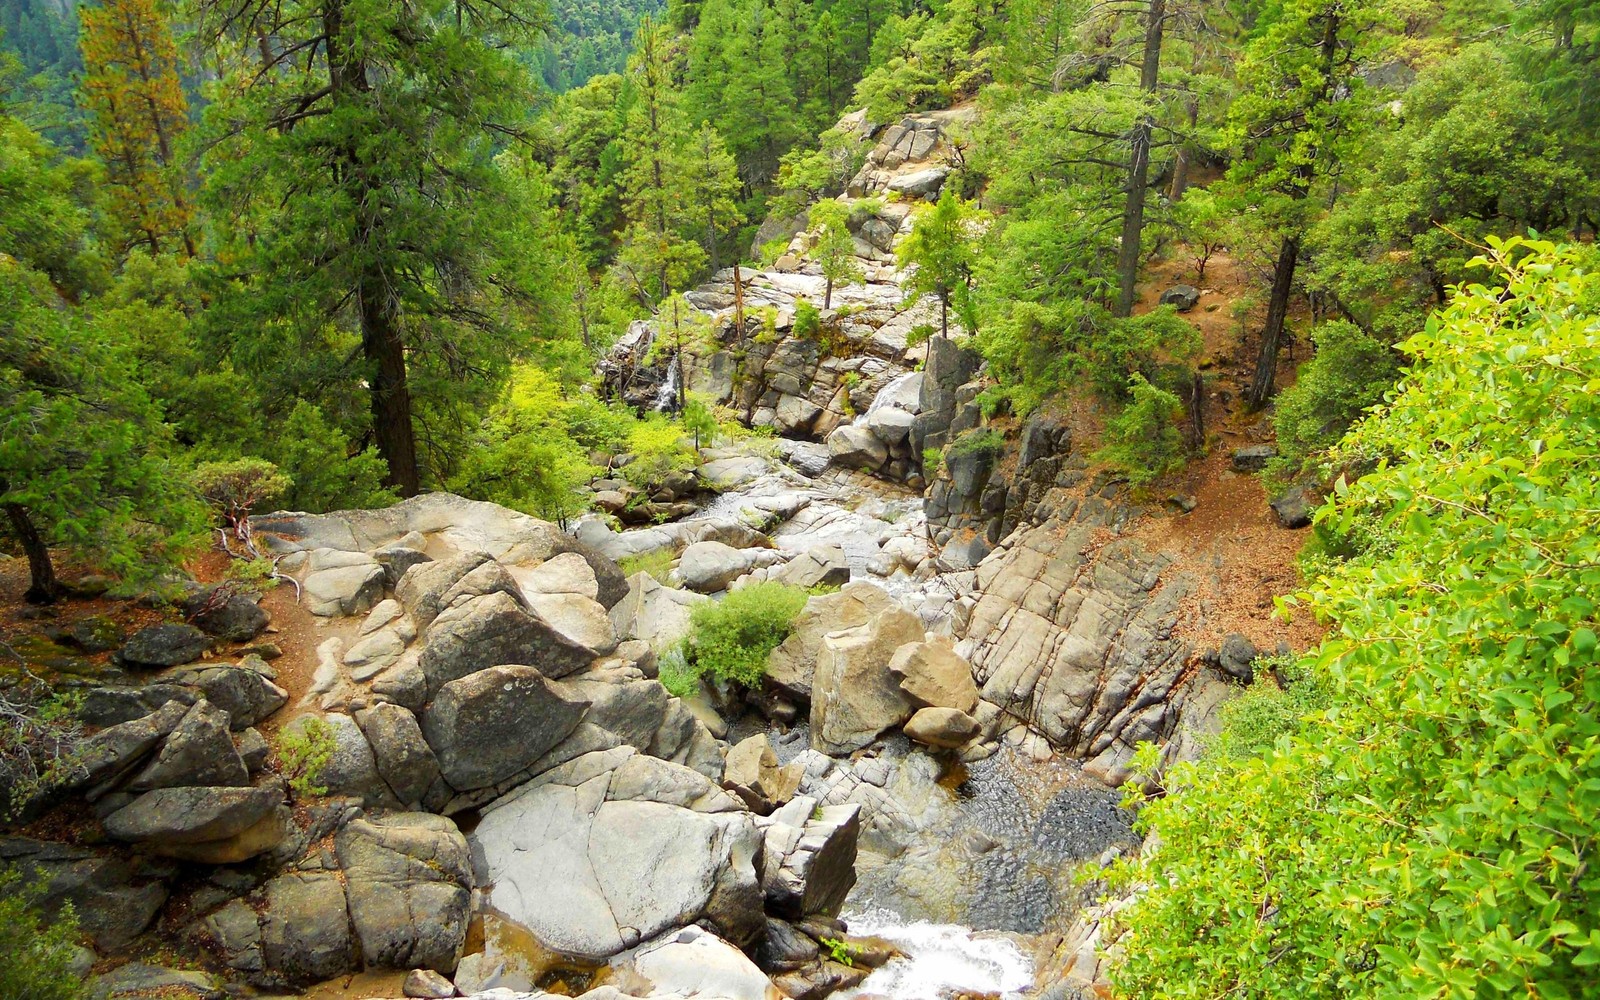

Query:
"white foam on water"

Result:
[[835, 909, 1035, 1000]]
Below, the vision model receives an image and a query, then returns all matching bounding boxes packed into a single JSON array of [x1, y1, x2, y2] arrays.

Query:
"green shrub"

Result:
[[793, 298, 821, 340], [621, 414, 695, 489], [0, 687, 87, 820], [657, 642, 697, 699], [680, 582, 810, 689], [1207, 660, 1332, 761], [275, 717, 336, 798], [619, 548, 676, 583], [1267, 321, 1400, 483], [268, 401, 398, 513], [0, 868, 88, 1000], [1092, 374, 1186, 488], [948, 428, 1004, 458], [922, 446, 945, 477]]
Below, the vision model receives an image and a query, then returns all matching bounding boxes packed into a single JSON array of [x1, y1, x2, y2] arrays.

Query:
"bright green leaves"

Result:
[[1112, 242, 1600, 998]]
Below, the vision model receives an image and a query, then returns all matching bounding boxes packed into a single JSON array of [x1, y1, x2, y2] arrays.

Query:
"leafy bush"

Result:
[[1267, 321, 1400, 482], [275, 717, 336, 799], [0, 685, 86, 820], [0, 868, 88, 1000], [793, 298, 822, 340], [621, 414, 695, 489], [922, 446, 945, 477], [1207, 660, 1331, 762], [1109, 241, 1600, 997], [679, 582, 809, 689], [619, 548, 675, 583], [948, 428, 1005, 459], [1092, 374, 1186, 488], [268, 401, 398, 513]]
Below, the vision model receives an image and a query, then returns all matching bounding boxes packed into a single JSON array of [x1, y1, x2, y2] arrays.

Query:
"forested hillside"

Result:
[[3, 1, 1599, 998]]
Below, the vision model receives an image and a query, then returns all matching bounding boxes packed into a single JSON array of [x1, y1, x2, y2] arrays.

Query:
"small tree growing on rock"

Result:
[[808, 199, 864, 309], [898, 188, 987, 339]]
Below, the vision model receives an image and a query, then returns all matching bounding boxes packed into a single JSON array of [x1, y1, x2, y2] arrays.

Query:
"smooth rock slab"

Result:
[[304, 562, 386, 617], [102, 782, 284, 846]]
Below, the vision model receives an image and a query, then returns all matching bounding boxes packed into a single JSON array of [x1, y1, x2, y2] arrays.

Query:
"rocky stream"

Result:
[[6, 108, 1274, 1000]]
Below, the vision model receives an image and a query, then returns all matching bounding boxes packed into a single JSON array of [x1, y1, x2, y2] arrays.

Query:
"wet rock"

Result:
[[1159, 284, 1201, 311], [336, 813, 473, 973], [118, 624, 209, 669], [1231, 444, 1277, 472], [756, 918, 820, 973], [810, 606, 924, 755], [421, 665, 588, 790], [181, 586, 270, 642], [127, 700, 249, 791], [904, 706, 981, 749]]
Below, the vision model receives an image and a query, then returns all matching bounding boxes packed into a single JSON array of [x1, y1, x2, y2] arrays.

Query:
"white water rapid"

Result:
[[835, 909, 1035, 1000]]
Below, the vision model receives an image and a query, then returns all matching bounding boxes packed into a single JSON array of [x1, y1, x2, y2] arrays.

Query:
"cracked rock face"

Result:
[[957, 492, 1234, 782], [471, 747, 762, 964]]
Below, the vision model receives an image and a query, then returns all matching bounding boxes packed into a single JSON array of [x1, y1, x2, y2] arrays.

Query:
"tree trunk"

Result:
[[1187, 370, 1205, 452], [329, 0, 419, 495], [1248, 235, 1299, 411], [940, 293, 949, 339], [1114, 0, 1165, 318], [733, 262, 745, 333], [5, 504, 63, 604], [825, 277, 834, 310]]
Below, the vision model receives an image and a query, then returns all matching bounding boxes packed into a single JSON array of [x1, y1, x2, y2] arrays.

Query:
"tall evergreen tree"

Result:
[[78, 0, 195, 257], [189, 0, 553, 496]]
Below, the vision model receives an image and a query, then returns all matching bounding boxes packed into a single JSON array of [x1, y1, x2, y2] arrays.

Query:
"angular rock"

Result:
[[356, 703, 445, 807], [206, 870, 354, 988], [677, 540, 760, 594], [904, 706, 981, 748], [1270, 484, 1313, 528], [518, 551, 600, 600], [766, 583, 897, 705], [524, 592, 618, 656], [420, 592, 595, 694], [758, 797, 861, 919], [118, 624, 209, 669], [1159, 284, 1202, 311], [1231, 445, 1277, 472], [102, 782, 285, 847], [404, 968, 456, 998], [0, 838, 168, 950], [336, 813, 473, 973], [395, 551, 497, 630], [421, 665, 588, 790], [889, 639, 980, 714], [74, 699, 190, 793], [810, 606, 925, 755], [775, 545, 851, 591], [128, 700, 249, 791], [304, 561, 386, 617], [826, 424, 889, 471], [611, 926, 772, 1000], [175, 665, 289, 729], [181, 586, 270, 642], [721, 734, 802, 815], [297, 712, 390, 804], [610, 573, 709, 653]]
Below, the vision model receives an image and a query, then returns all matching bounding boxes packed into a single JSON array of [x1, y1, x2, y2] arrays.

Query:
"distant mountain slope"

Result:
[[529, 0, 663, 93]]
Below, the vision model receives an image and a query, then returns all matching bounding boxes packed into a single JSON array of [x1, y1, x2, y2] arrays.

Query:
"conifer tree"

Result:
[[682, 121, 745, 273], [78, 0, 194, 256]]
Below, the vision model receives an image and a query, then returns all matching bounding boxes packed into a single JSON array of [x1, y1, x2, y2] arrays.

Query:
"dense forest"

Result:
[[3, 0, 1599, 997]]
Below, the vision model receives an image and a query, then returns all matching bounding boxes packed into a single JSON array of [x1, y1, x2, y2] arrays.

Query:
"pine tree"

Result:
[[899, 188, 986, 339], [191, 0, 555, 496], [808, 199, 864, 309], [78, 0, 194, 256], [682, 121, 745, 273]]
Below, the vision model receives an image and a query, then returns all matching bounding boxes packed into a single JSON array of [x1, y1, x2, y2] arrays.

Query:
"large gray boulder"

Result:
[[826, 425, 889, 471], [773, 545, 851, 591], [396, 551, 502, 630], [127, 700, 249, 791], [677, 541, 766, 594], [102, 781, 290, 863], [181, 586, 270, 642], [756, 796, 861, 919], [355, 703, 445, 808], [336, 813, 473, 973], [202, 871, 352, 988], [471, 748, 761, 963], [609, 926, 774, 1000], [168, 664, 288, 729], [420, 665, 589, 790], [810, 606, 925, 755], [304, 559, 386, 617], [73, 700, 190, 793], [610, 573, 709, 653], [419, 592, 596, 695], [118, 624, 209, 668]]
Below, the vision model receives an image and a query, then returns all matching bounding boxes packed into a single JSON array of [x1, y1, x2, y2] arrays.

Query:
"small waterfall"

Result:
[[654, 358, 680, 413], [855, 370, 921, 424], [835, 909, 1035, 1000]]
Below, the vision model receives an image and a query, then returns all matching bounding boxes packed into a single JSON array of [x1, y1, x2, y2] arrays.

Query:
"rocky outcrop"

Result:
[[0, 838, 169, 951], [471, 747, 762, 963], [421, 665, 589, 791], [101, 781, 291, 864], [810, 604, 925, 755], [954, 487, 1236, 783]]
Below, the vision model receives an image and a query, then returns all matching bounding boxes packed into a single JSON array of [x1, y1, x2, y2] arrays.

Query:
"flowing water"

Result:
[[835, 910, 1036, 1000]]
